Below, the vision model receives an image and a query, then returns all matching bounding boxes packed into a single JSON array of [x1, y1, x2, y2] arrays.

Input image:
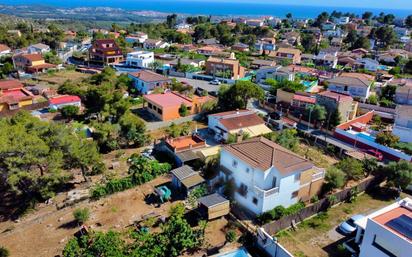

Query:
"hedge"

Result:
[[257, 202, 305, 225]]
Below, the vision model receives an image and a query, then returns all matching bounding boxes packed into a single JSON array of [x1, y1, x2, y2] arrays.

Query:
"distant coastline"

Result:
[[0, 1, 411, 18]]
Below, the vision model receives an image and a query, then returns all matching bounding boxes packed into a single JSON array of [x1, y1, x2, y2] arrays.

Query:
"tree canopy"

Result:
[[218, 81, 264, 110]]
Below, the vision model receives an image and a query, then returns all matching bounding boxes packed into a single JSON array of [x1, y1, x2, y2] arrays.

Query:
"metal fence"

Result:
[[262, 176, 382, 235]]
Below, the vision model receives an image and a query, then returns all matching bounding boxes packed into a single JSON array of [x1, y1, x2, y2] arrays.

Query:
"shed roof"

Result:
[[170, 165, 197, 181], [198, 193, 229, 208]]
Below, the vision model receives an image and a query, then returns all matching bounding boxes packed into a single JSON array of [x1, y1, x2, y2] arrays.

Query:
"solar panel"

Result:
[[385, 214, 412, 240]]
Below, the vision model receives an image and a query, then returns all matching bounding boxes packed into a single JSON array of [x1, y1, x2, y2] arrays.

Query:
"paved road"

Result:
[[170, 76, 222, 93]]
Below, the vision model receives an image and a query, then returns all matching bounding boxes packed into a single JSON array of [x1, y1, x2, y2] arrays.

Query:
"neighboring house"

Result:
[[205, 55, 245, 80], [128, 70, 171, 94], [395, 80, 412, 105], [27, 43, 50, 54], [125, 32, 148, 44], [245, 19, 265, 27], [316, 91, 358, 122], [327, 73, 374, 100], [0, 79, 34, 112], [255, 38, 276, 52], [7, 30, 21, 37], [394, 27, 409, 38], [256, 66, 294, 84], [218, 137, 325, 215], [393, 105, 412, 143], [231, 43, 249, 52], [291, 94, 316, 110], [88, 39, 123, 66], [143, 91, 213, 121], [0, 44, 11, 57], [13, 53, 56, 73], [197, 45, 225, 56], [250, 59, 276, 70], [48, 95, 81, 110], [347, 198, 412, 257], [208, 109, 272, 141], [338, 17, 350, 25], [268, 48, 302, 65], [357, 58, 380, 72], [125, 51, 154, 68], [322, 22, 336, 31], [170, 165, 205, 197], [168, 58, 205, 69], [331, 37, 343, 47], [143, 39, 170, 49]]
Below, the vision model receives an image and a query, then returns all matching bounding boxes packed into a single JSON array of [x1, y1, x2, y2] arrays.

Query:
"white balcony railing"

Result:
[[312, 169, 325, 182], [254, 185, 279, 198]]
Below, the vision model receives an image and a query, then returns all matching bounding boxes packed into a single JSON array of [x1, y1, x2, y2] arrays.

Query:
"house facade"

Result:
[[327, 73, 374, 101], [89, 39, 123, 66], [0, 79, 34, 112], [143, 39, 170, 49], [393, 105, 412, 143], [128, 70, 171, 94], [269, 48, 301, 65], [125, 51, 154, 68], [218, 137, 325, 215], [27, 43, 50, 54], [205, 55, 245, 80], [316, 91, 358, 122], [48, 95, 81, 110], [13, 53, 56, 73]]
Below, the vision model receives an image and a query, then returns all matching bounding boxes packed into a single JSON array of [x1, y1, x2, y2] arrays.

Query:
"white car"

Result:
[[209, 79, 221, 85]]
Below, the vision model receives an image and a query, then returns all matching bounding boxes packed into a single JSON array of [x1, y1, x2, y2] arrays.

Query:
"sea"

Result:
[[0, 0, 411, 18]]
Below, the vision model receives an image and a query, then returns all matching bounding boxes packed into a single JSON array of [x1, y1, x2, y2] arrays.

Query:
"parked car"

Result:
[[362, 149, 383, 161], [338, 214, 365, 235], [209, 79, 221, 85]]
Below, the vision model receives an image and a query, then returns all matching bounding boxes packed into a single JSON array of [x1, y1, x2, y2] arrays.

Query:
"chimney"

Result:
[[236, 133, 243, 143]]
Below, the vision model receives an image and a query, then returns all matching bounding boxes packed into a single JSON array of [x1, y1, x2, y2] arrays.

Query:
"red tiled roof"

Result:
[[129, 70, 170, 83], [0, 44, 10, 52], [49, 95, 81, 105], [18, 53, 44, 62], [0, 80, 24, 90], [223, 137, 314, 174], [209, 109, 251, 117], [144, 92, 193, 108], [318, 91, 353, 102], [293, 94, 316, 104], [219, 113, 265, 131]]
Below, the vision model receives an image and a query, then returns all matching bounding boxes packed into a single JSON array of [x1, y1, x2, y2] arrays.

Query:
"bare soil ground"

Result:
[[36, 70, 91, 85]]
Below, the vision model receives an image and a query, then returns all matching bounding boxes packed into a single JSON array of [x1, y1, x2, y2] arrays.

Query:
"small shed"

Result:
[[170, 165, 205, 196], [198, 193, 230, 220]]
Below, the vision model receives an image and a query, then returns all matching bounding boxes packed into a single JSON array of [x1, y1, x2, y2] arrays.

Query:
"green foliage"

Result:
[[336, 158, 364, 181], [91, 155, 171, 199], [225, 230, 237, 243], [73, 207, 90, 224], [306, 104, 327, 124], [376, 131, 399, 147], [0, 111, 101, 203], [325, 166, 346, 190], [0, 246, 9, 257], [217, 81, 264, 110], [178, 103, 189, 117], [394, 142, 412, 155], [267, 79, 306, 94], [384, 161, 412, 190], [367, 95, 378, 105], [257, 202, 305, 224], [166, 122, 191, 138], [264, 129, 299, 151], [60, 105, 79, 119]]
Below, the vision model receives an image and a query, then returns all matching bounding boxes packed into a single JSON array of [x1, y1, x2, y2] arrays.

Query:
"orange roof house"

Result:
[[0, 79, 34, 112], [143, 91, 214, 121], [12, 53, 56, 73]]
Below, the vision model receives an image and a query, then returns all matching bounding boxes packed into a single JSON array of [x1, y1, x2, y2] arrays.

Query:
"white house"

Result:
[[357, 58, 380, 72], [125, 51, 154, 68], [322, 22, 336, 31], [125, 32, 148, 44], [218, 137, 325, 215], [347, 198, 412, 257], [143, 39, 170, 49], [393, 105, 412, 143], [28, 43, 50, 54], [327, 73, 374, 101], [0, 44, 11, 57], [48, 95, 81, 110], [208, 110, 272, 141], [256, 66, 295, 84], [338, 17, 350, 25]]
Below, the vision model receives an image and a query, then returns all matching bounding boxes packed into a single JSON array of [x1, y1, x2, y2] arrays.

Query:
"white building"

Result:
[[349, 198, 412, 257], [338, 17, 350, 25], [28, 43, 50, 54], [143, 39, 170, 49], [218, 137, 325, 215], [357, 58, 380, 72], [125, 51, 154, 68], [393, 105, 412, 143], [327, 73, 374, 101], [125, 32, 148, 44]]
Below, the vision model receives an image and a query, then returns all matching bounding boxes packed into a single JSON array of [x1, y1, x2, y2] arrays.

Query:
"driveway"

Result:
[[170, 76, 222, 93]]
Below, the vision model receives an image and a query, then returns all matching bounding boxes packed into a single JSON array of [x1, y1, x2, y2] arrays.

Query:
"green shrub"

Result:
[[73, 208, 90, 224], [257, 202, 305, 224], [0, 246, 9, 257], [225, 230, 237, 243]]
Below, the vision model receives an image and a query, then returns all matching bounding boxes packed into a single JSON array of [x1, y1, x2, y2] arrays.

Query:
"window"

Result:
[[148, 103, 153, 109], [252, 197, 258, 205], [238, 183, 248, 197], [246, 168, 250, 173], [291, 190, 298, 199], [372, 235, 397, 257], [232, 160, 238, 168], [272, 177, 277, 188], [294, 173, 301, 182], [157, 109, 162, 115]]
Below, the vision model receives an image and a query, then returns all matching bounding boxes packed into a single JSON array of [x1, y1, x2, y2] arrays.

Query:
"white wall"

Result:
[[257, 228, 295, 257], [359, 220, 412, 257], [393, 125, 412, 143]]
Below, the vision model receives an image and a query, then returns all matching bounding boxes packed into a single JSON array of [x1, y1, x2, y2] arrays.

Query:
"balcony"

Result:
[[254, 185, 279, 197], [312, 169, 325, 182]]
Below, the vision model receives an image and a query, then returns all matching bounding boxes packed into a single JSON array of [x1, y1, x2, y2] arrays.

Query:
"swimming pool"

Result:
[[301, 80, 318, 92], [356, 132, 376, 142], [216, 248, 250, 257]]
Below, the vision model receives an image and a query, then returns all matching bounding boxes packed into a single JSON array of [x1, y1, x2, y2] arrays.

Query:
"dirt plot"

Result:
[[36, 70, 92, 85], [0, 175, 175, 257]]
